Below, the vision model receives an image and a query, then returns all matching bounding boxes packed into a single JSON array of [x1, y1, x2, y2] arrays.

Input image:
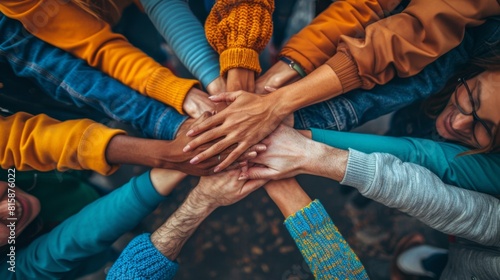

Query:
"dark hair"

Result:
[[424, 45, 500, 155], [72, 0, 120, 24]]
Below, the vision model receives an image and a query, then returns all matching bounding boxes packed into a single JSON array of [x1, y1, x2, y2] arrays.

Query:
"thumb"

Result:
[[240, 179, 268, 195], [208, 91, 242, 103], [239, 167, 278, 181]]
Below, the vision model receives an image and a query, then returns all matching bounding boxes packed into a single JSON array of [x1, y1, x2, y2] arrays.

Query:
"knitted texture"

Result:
[[325, 51, 362, 94], [146, 67, 199, 114], [107, 233, 179, 280], [205, 0, 274, 76], [284, 200, 368, 280]]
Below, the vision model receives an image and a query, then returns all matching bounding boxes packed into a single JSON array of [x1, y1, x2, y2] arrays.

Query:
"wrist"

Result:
[[188, 187, 219, 212], [279, 56, 306, 78]]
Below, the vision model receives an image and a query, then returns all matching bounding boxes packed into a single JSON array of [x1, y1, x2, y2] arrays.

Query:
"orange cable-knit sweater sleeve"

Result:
[[280, 0, 399, 74], [0, 113, 125, 175], [205, 0, 274, 76], [325, 0, 500, 93], [0, 1, 198, 114]]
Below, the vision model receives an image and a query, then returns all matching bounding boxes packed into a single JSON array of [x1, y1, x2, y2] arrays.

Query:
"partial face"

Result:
[[436, 70, 500, 148], [0, 182, 40, 246]]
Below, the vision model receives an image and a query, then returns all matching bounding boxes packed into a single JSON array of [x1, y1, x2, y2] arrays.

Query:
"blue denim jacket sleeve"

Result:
[[294, 18, 500, 131], [0, 14, 187, 140], [141, 0, 220, 88]]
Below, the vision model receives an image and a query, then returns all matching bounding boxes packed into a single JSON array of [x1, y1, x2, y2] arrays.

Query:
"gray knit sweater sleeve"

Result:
[[341, 149, 500, 246]]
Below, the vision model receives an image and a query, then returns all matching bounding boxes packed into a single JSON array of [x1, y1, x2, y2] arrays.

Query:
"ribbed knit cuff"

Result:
[[284, 200, 368, 279], [78, 123, 126, 176], [107, 233, 179, 280], [341, 149, 377, 194], [325, 52, 362, 93], [219, 48, 261, 77], [146, 68, 200, 114]]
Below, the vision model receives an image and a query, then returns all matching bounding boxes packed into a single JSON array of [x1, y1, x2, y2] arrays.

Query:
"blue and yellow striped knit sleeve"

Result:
[[284, 200, 368, 279]]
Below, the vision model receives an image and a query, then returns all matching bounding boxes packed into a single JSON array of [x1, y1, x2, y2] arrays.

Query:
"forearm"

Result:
[[280, 0, 390, 73], [272, 65, 343, 117], [15, 171, 165, 279], [151, 189, 215, 260], [284, 200, 368, 279], [311, 128, 500, 194], [1, 113, 124, 175], [264, 178, 311, 218], [0, 14, 187, 140], [141, 0, 220, 88], [342, 150, 500, 246]]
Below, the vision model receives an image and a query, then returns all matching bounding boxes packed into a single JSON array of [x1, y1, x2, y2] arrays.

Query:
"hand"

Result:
[[183, 87, 215, 118], [192, 170, 268, 207], [239, 125, 315, 180], [165, 113, 266, 176], [184, 91, 287, 172], [206, 76, 226, 96], [226, 68, 256, 92], [255, 61, 301, 94]]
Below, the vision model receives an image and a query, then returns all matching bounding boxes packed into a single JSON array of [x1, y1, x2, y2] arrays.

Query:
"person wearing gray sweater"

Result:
[[241, 125, 500, 279]]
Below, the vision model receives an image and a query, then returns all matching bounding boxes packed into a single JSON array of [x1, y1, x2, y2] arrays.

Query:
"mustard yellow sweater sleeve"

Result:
[[0, 1, 198, 114], [280, 0, 393, 74], [205, 0, 274, 76], [325, 0, 500, 93], [0, 113, 125, 175]]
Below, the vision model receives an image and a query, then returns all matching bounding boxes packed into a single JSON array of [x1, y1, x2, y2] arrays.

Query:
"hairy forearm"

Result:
[[150, 189, 215, 260], [304, 142, 349, 182]]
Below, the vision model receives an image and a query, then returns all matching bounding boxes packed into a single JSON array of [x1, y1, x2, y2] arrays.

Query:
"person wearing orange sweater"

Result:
[[0, 0, 213, 116], [205, 0, 274, 92], [0, 112, 258, 176], [182, 0, 500, 172]]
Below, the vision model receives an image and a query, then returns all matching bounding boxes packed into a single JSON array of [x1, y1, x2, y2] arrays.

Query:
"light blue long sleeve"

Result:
[[141, 0, 220, 88], [311, 128, 500, 195]]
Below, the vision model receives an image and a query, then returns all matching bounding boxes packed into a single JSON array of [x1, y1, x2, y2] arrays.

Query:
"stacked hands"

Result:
[[180, 61, 301, 179]]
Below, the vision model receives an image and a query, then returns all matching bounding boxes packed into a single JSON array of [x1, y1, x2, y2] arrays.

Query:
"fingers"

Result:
[[264, 85, 277, 93], [239, 167, 279, 181], [190, 111, 213, 129], [214, 143, 251, 173], [208, 91, 242, 103], [239, 178, 268, 195], [238, 144, 267, 161], [189, 136, 236, 165], [184, 123, 225, 152], [185, 112, 224, 138]]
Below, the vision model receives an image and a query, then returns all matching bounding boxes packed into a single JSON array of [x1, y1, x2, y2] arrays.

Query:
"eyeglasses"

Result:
[[454, 77, 493, 148]]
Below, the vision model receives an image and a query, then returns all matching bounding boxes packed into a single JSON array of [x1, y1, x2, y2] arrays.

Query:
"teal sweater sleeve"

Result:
[[0, 171, 165, 279], [311, 128, 500, 195], [284, 200, 368, 280], [107, 233, 178, 279], [141, 0, 220, 88]]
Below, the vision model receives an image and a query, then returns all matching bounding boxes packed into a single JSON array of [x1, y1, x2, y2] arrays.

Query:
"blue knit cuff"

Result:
[[284, 200, 329, 238], [107, 233, 179, 280]]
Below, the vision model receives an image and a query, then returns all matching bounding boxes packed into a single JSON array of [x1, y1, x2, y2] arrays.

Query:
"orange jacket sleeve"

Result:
[[0, 113, 125, 175], [0, 1, 198, 114], [325, 0, 500, 93], [280, 0, 395, 74], [205, 0, 274, 76]]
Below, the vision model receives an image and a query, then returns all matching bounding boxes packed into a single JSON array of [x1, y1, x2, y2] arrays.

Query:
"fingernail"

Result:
[[248, 151, 257, 157], [183, 145, 191, 152], [214, 166, 221, 173], [190, 156, 199, 164], [238, 174, 247, 181], [239, 161, 248, 167], [208, 95, 217, 100], [258, 146, 267, 152], [186, 130, 194, 136]]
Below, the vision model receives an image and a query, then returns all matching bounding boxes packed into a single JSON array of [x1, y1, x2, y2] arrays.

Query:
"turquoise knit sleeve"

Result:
[[141, 0, 220, 88], [107, 233, 179, 280], [310, 128, 500, 195], [0, 171, 166, 279], [284, 200, 368, 280]]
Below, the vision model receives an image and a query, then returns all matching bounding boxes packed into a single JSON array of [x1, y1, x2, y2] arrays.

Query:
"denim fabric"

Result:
[[294, 18, 500, 131], [0, 14, 187, 140]]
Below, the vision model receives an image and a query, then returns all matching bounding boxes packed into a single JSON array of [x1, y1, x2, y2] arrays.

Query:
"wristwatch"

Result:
[[279, 56, 307, 78]]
